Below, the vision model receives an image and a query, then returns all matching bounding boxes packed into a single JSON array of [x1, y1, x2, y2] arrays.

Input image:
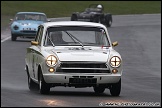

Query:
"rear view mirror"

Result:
[[47, 19, 51, 22]]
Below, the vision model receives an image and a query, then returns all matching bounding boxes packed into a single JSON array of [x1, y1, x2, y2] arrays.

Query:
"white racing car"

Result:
[[25, 21, 123, 96]]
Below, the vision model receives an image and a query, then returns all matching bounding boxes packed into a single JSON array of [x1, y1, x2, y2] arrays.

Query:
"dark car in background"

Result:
[[71, 4, 112, 27]]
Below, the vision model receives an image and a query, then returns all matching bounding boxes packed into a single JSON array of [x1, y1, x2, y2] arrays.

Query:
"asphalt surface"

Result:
[[1, 14, 161, 107]]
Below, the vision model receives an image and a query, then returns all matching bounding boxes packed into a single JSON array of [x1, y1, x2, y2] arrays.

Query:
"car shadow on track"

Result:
[[28, 87, 113, 97], [48, 91, 112, 97], [28, 86, 116, 97]]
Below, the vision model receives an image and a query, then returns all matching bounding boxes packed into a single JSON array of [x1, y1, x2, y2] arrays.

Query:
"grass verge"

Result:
[[1, 1, 161, 30]]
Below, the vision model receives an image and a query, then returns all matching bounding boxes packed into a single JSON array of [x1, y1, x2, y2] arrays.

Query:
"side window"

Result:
[[38, 27, 44, 46], [35, 26, 44, 46], [35, 26, 41, 41]]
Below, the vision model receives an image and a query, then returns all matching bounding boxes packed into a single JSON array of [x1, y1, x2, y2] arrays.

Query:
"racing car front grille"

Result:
[[56, 62, 110, 73], [21, 30, 37, 33], [60, 62, 107, 68], [56, 69, 110, 73]]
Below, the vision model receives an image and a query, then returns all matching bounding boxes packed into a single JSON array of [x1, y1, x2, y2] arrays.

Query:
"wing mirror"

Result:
[[31, 41, 38, 46], [112, 41, 118, 47], [10, 19, 13, 21], [47, 19, 51, 22]]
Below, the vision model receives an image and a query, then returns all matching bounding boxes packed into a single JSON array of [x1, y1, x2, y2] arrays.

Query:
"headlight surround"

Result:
[[46, 55, 57, 67], [109, 56, 121, 67]]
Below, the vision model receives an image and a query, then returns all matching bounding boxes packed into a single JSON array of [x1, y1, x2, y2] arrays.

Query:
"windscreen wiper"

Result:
[[64, 31, 84, 47], [46, 32, 55, 47]]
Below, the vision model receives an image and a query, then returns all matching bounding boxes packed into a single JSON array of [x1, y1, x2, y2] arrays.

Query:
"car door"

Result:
[[32, 26, 44, 80], [29, 26, 43, 79]]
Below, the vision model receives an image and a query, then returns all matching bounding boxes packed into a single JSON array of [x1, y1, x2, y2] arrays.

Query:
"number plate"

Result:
[[69, 78, 97, 84], [23, 28, 35, 31]]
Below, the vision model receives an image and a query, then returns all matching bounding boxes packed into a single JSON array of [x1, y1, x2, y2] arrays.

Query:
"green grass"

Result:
[[1, 15, 12, 29], [1, 1, 161, 30], [1, 1, 161, 17]]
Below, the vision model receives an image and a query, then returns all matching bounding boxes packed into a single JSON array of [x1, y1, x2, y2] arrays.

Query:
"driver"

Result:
[[17, 14, 25, 20], [50, 31, 66, 45], [97, 4, 102, 9], [97, 4, 103, 12]]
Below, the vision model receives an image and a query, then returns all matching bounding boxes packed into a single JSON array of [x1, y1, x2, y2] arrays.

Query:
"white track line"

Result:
[[1, 36, 11, 43]]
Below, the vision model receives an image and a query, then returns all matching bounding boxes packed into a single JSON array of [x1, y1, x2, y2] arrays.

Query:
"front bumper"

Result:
[[43, 73, 121, 84], [12, 30, 37, 36]]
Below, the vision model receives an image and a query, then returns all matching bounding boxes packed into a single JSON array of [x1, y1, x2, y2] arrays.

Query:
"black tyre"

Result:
[[105, 14, 112, 27], [11, 34, 17, 41], [93, 16, 100, 23], [71, 14, 78, 21], [93, 86, 105, 94], [28, 75, 38, 91], [109, 79, 121, 96], [100, 15, 105, 24], [39, 70, 50, 94]]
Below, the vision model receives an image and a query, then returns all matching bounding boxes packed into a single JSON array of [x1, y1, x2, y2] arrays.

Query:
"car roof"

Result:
[[42, 21, 107, 29], [16, 12, 46, 15]]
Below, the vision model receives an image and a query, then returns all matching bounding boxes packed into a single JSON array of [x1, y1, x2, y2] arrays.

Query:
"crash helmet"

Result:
[[97, 4, 102, 9]]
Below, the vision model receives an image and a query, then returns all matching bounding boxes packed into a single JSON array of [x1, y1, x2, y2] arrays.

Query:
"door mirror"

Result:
[[10, 19, 13, 21], [112, 41, 118, 47], [31, 41, 38, 46], [47, 19, 51, 22]]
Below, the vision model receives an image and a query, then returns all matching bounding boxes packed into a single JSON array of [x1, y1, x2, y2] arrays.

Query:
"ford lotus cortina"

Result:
[[25, 21, 122, 96]]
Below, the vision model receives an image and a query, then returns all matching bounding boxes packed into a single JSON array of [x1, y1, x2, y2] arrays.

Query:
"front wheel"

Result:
[[93, 86, 105, 94], [11, 34, 17, 41], [93, 16, 100, 23], [105, 14, 112, 27], [28, 75, 38, 91], [39, 71, 50, 94], [71, 15, 78, 21], [106, 19, 112, 27], [109, 79, 121, 96]]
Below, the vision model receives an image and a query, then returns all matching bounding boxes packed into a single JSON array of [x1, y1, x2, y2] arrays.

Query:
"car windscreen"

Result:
[[85, 8, 102, 13], [44, 26, 110, 47], [15, 13, 47, 21]]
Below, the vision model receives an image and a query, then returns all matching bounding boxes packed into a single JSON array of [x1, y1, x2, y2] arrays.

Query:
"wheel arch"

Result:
[[37, 64, 42, 82], [26, 65, 29, 77]]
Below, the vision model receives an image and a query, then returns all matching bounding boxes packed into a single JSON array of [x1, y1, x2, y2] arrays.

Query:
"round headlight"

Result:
[[110, 56, 121, 67], [13, 25, 19, 30], [46, 55, 57, 67]]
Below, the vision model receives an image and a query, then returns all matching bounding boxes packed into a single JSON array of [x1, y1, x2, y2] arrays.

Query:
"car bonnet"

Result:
[[50, 46, 110, 62]]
